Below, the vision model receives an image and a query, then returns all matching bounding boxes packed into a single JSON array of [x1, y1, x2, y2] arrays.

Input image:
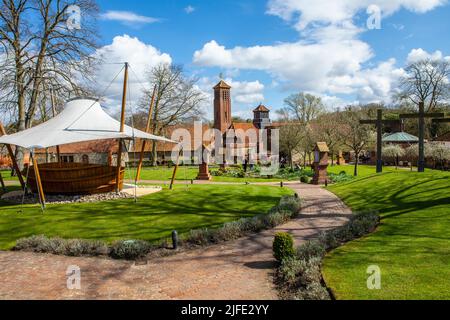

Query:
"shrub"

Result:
[[300, 176, 311, 184], [273, 232, 295, 262], [296, 240, 326, 261], [14, 235, 108, 257], [186, 228, 213, 246], [211, 221, 244, 242], [293, 282, 331, 300], [109, 240, 152, 260], [277, 256, 329, 300], [278, 195, 302, 214], [264, 211, 292, 228]]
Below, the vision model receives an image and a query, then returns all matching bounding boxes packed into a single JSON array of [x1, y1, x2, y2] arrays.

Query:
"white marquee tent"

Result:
[[0, 98, 176, 149]]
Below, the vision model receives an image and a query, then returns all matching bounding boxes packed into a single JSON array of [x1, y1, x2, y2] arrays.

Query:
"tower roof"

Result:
[[253, 104, 270, 112], [214, 80, 231, 89]]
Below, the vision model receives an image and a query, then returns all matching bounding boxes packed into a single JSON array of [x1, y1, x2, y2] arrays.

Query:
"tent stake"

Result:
[[135, 84, 157, 184], [31, 152, 46, 210], [0, 123, 26, 189], [116, 62, 129, 193]]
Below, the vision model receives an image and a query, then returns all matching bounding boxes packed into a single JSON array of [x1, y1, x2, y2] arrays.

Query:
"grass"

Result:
[[1, 170, 18, 181], [2, 164, 407, 184], [322, 170, 450, 300], [0, 184, 293, 250]]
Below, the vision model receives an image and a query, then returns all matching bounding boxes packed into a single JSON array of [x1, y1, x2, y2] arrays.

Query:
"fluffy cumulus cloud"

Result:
[[193, 0, 447, 106], [407, 48, 450, 63], [93, 35, 172, 113], [267, 0, 446, 30]]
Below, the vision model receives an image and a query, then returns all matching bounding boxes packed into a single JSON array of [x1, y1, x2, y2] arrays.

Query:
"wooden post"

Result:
[[0, 123, 26, 189], [170, 146, 183, 190], [31, 151, 46, 209], [135, 84, 157, 184], [116, 62, 129, 193], [400, 105, 444, 173], [418, 102, 425, 173], [360, 110, 403, 174], [376, 109, 383, 173]]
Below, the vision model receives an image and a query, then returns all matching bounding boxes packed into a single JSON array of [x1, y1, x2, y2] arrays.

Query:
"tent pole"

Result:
[[31, 151, 46, 209], [116, 62, 129, 193], [0, 123, 26, 189], [49, 88, 61, 166], [135, 84, 157, 184], [170, 146, 183, 190]]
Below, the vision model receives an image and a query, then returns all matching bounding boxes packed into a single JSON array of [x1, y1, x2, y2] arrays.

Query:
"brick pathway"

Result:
[[0, 183, 351, 300]]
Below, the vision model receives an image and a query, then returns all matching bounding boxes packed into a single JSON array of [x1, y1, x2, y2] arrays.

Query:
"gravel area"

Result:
[[2, 191, 134, 205]]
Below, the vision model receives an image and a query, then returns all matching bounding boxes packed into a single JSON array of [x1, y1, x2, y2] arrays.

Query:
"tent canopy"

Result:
[[0, 98, 176, 149]]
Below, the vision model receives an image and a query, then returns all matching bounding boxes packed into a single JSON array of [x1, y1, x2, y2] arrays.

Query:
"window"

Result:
[[82, 154, 89, 164], [60, 155, 74, 163]]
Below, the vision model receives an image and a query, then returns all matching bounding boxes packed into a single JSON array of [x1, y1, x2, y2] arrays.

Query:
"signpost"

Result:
[[400, 102, 444, 172], [360, 109, 402, 173]]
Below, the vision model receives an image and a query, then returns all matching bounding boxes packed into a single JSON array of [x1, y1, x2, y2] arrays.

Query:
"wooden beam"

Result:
[[135, 84, 157, 184], [0, 123, 26, 189], [400, 113, 444, 119], [170, 146, 182, 190], [116, 62, 129, 193], [31, 152, 46, 209], [432, 118, 450, 123]]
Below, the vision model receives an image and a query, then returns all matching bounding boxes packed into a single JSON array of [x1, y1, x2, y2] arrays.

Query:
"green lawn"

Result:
[[322, 170, 450, 300], [1, 170, 18, 181], [0, 184, 293, 250]]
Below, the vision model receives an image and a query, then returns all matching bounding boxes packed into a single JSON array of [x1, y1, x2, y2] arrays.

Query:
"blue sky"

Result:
[[94, 0, 450, 119]]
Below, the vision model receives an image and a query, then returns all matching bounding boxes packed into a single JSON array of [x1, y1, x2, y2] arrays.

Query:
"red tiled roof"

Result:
[[253, 104, 270, 112], [214, 80, 231, 89]]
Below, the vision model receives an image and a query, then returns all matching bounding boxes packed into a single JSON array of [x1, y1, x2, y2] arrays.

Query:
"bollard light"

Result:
[[172, 230, 179, 250]]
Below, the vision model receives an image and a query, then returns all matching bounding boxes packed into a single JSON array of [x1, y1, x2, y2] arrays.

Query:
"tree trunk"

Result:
[[151, 141, 158, 167], [354, 152, 359, 177]]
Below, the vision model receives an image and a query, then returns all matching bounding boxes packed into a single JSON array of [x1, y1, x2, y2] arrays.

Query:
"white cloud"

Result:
[[101, 11, 160, 25], [406, 48, 450, 63], [194, 39, 372, 93], [185, 6, 196, 14], [193, 0, 447, 106], [93, 35, 172, 113], [266, 0, 446, 31]]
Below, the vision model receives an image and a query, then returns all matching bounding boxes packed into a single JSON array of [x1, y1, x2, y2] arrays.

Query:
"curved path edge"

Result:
[[0, 183, 351, 300]]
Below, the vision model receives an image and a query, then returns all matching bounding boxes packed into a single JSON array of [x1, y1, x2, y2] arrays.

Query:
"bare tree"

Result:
[[0, 0, 99, 168], [279, 122, 304, 169], [314, 111, 344, 165], [338, 107, 375, 176], [281, 92, 325, 124], [398, 58, 450, 112], [138, 63, 206, 165]]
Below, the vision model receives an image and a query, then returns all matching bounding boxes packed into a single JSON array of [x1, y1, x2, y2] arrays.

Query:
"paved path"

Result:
[[0, 183, 351, 300]]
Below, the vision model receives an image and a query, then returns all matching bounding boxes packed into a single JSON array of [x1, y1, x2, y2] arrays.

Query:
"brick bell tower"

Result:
[[214, 80, 232, 133]]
